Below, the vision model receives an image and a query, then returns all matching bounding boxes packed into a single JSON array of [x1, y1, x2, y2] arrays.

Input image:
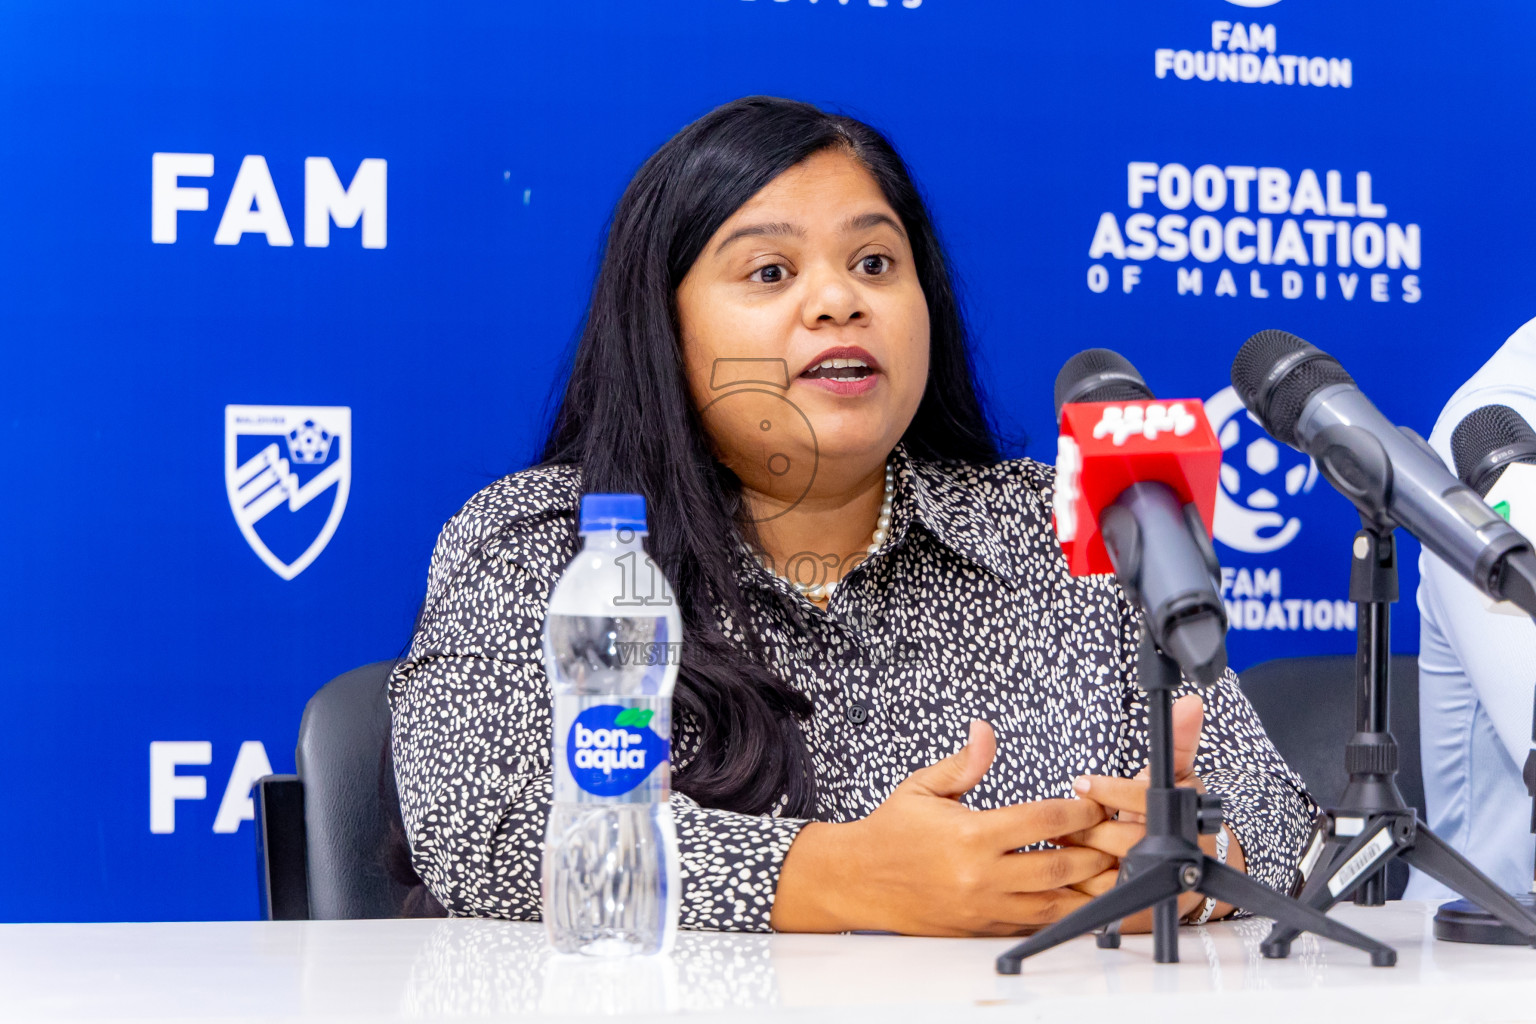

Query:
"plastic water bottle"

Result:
[[542, 493, 682, 956]]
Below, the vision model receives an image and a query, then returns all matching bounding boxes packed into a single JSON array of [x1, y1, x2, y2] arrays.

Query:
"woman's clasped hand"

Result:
[[773, 701, 1246, 937], [773, 720, 1114, 936], [1061, 694, 1246, 928]]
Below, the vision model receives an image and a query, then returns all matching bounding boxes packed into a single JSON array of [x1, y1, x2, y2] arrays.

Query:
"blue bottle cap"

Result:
[[579, 493, 648, 534]]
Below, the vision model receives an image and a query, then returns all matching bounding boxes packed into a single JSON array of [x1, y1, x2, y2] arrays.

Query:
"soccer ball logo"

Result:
[[285, 419, 334, 465], [1206, 386, 1317, 554], [1222, 432, 1312, 512]]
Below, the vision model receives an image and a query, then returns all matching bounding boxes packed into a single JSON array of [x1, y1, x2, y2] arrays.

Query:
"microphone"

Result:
[[1231, 330, 1536, 619], [1053, 347, 1157, 410], [1452, 405, 1536, 615], [1053, 350, 1227, 685], [1452, 404, 1536, 499]]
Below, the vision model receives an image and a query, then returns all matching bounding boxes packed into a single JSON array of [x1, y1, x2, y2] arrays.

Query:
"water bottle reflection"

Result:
[[400, 921, 778, 1017]]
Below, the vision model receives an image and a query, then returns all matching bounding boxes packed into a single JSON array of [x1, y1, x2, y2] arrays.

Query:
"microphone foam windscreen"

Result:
[[1451, 404, 1536, 496], [1053, 348, 1152, 418], [1230, 329, 1354, 447]]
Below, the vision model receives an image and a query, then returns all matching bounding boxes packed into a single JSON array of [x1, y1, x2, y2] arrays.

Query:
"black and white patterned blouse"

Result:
[[389, 446, 1315, 932]]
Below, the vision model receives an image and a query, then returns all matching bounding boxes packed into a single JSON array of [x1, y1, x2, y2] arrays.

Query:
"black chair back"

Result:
[[295, 660, 423, 919], [1238, 653, 1423, 898]]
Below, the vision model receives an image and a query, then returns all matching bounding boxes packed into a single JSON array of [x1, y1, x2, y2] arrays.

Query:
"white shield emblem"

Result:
[[225, 405, 352, 580]]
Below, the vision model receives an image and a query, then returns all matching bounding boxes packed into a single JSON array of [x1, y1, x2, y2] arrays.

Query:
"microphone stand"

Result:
[[1261, 519, 1536, 956], [997, 623, 1394, 972]]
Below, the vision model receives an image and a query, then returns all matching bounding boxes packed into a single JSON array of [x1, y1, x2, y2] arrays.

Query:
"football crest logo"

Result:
[[225, 405, 351, 579], [1205, 386, 1317, 554]]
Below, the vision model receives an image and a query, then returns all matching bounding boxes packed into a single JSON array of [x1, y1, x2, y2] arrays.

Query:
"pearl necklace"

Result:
[[756, 460, 895, 603]]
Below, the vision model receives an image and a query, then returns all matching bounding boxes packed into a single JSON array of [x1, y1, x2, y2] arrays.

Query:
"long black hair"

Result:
[[541, 96, 999, 817]]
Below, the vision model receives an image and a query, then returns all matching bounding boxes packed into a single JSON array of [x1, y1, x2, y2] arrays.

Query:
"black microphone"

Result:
[[1452, 404, 1536, 498], [1053, 347, 1158, 416], [1231, 330, 1536, 618], [1054, 349, 1228, 685]]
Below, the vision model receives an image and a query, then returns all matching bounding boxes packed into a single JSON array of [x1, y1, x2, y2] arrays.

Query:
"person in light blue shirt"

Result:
[[1405, 316, 1536, 900]]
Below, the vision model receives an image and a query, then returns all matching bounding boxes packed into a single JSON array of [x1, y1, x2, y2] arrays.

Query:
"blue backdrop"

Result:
[[3, 0, 1533, 922]]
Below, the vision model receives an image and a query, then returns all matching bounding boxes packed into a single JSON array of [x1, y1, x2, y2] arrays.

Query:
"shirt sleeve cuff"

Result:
[[671, 793, 809, 933], [1202, 767, 1316, 896]]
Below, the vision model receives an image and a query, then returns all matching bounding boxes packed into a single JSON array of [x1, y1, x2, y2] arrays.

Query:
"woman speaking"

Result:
[[389, 96, 1311, 935]]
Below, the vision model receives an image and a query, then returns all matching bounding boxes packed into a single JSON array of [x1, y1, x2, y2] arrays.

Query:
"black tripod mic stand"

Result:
[[1261, 521, 1536, 957], [997, 627, 1396, 972]]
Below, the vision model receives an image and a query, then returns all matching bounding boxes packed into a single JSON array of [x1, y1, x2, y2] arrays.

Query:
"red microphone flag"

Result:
[[1053, 399, 1223, 576]]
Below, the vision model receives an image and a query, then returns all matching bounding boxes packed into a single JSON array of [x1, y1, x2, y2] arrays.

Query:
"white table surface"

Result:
[[1, 902, 1533, 1023]]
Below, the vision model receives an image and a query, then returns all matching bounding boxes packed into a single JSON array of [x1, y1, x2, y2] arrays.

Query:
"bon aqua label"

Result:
[[565, 704, 669, 797]]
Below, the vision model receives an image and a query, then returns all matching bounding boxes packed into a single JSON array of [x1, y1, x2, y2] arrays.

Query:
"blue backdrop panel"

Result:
[[2, 0, 1532, 922]]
